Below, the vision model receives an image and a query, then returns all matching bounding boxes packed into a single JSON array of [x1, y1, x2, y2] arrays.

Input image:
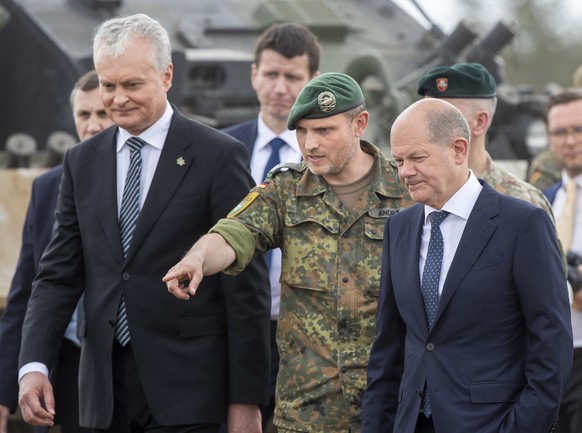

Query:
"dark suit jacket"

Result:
[[544, 180, 562, 204], [20, 107, 271, 429], [0, 166, 62, 412], [362, 182, 572, 433], [221, 119, 257, 156]]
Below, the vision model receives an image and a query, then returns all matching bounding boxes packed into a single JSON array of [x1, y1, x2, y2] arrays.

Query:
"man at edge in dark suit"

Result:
[[17, 13, 270, 433], [361, 98, 572, 433], [0, 70, 111, 433]]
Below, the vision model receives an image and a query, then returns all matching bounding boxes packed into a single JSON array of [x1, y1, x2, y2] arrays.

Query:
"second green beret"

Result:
[[417, 62, 497, 99], [287, 72, 365, 130]]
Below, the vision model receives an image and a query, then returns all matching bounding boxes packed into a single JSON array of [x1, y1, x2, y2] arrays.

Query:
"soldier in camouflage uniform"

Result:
[[164, 72, 413, 433], [528, 148, 562, 192], [417, 62, 555, 220]]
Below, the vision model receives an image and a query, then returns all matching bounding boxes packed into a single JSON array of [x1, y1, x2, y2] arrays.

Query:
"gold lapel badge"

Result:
[[176, 157, 186, 167]]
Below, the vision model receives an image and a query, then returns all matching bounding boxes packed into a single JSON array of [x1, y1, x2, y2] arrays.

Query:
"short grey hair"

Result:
[[93, 13, 172, 73], [426, 104, 471, 148]]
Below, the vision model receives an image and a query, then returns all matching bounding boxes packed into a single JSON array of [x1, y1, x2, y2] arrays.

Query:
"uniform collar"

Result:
[[296, 140, 407, 200]]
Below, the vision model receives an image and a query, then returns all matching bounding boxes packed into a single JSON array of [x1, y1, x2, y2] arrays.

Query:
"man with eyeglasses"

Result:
[[544, 90, 582, 433]]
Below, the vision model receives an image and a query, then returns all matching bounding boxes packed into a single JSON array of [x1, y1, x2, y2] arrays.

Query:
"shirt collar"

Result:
[[116, 101, 174, 153], [424, 170, 482, 223], [295, 140, 406, 200], [561, 170, 582, 189], [256, 112, 298, 151]]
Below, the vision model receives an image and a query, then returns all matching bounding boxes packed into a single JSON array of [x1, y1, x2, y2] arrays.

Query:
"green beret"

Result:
[[417, 62, 496, 98], [287, 72, 365, 130]]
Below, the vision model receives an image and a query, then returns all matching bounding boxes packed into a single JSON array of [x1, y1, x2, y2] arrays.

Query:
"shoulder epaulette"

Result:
[[268, 162, 304, 177]]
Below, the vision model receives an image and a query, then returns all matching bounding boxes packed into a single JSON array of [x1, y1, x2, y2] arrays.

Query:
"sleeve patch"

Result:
[[228, 191, 259, 218]]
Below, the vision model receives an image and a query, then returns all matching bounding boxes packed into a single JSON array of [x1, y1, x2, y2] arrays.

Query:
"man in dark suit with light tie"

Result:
[[221, 22, 320, 430], [0, 70, 111, 433], [362, 98, 572, 433], [17, 13, 270, 433], [543, 90, 582, 433]]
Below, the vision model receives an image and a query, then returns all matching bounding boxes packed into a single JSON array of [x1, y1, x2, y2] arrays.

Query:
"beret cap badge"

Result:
[[317, 91, 336, 113], [436, 78, 448, 92], [287, 72, 365, 130], [417, 62, 496, 99]]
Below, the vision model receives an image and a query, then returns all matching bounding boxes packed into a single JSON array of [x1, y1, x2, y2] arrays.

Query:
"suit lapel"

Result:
[[94, 128, 124, 264], [123, 111, 196, 264], [400, 205, 429, 332], [434, 184, 499, 325]]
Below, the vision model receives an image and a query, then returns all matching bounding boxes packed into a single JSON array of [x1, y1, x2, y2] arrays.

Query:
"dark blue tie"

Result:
[[115, 136, 145, 346], [262, 138, 285, 269], [262, 137, 285, 181], [421, 210, 448, 417]]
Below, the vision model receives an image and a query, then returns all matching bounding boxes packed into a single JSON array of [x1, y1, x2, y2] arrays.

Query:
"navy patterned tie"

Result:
[[262, 138, 285, 269], [421, 210, 448, 417], [115, 136, 145, 346]]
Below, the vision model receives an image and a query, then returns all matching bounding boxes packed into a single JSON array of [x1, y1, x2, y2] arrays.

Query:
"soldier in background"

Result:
[[417, 62, 555, 219], [528, 149, 562, 191], [526, 63, 582, 191], [164, 72, 413, 433]]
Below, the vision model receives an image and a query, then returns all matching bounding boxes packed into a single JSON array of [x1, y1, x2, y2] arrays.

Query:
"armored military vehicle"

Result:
[[0, 0, 547, 168]]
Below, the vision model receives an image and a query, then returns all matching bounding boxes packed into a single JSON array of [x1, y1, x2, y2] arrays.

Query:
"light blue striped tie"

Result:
[[115, 136, 145, 346], [420, 210, 448, 417]]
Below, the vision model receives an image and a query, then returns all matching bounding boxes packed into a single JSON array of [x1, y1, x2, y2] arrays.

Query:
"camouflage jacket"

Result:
[[482, 153, 555, 222], [211, 141, 413, 433], [527, 149, 562, 192]]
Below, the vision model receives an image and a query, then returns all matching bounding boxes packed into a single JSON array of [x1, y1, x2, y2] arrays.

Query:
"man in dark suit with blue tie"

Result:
[[0, 70, 111, 433], [362, 98, 572, 433], [221, 22, 320, 431], [17, 14, 270, 433]]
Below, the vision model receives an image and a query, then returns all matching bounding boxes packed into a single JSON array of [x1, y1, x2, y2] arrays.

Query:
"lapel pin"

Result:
[[176, 157, 186, 167]]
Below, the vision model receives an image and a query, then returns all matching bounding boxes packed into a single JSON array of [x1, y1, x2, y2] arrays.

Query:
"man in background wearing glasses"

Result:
[[544, 90, 582, 433]]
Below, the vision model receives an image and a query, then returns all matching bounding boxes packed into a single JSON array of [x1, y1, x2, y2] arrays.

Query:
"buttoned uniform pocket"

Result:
[[364, 219, 385, 241], [360, 219, 387, 299], [280, 213, 339, 291]]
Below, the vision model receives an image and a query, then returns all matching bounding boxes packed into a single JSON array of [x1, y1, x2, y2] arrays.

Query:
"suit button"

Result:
[[342, 277, 349, 283], [342, 232, 349, 238], [122, 272, 130, 281], [108, 320, 115, 328], [426, 342, 436, 351], [340, 366, 347, 374], [416, 390, 423, 398]]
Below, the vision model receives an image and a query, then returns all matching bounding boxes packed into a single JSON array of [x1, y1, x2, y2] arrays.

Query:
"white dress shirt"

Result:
[[19, 102, 174, 381], [250, 114, 302, 320], [116, 102, 173, 212], [419, 171, 482, 295]]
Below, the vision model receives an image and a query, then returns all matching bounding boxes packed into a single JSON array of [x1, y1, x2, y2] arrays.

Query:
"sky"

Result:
[[394, 0, 582, 36]]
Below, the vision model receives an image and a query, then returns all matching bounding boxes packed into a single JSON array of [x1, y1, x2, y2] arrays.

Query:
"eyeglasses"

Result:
[[549, 125, 582, 142]]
